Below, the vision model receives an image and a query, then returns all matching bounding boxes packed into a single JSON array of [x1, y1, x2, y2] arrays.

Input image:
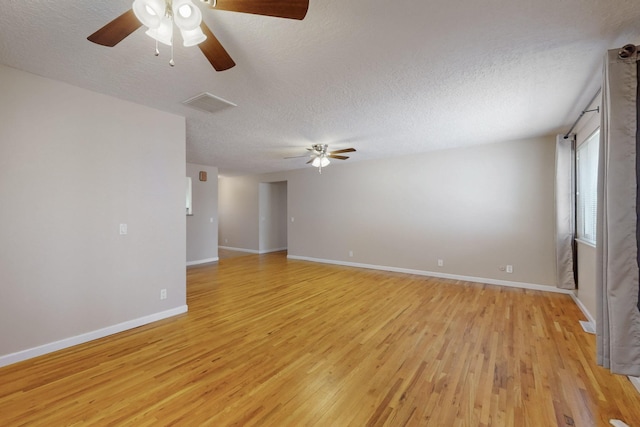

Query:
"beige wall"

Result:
[[219, 175, 259, 250], [219, 136, 558, 287], [0, 65, 187, 362], [259, 181, 288, 253], [218, 172, 287, 251], [187, 163, 219, 264]]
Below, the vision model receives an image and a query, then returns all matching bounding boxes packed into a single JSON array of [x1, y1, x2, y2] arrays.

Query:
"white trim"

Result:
[[218, 246, 260, 254], [258, 247, 287, 254], [0, 305, 188, 368], [629, 376, 640, 395], [287, 255, 572, 294], [186, 257, 219, 266], [217, 247, 286, 255], [570, 292, 597, 326], [576, 238, 596, 248]]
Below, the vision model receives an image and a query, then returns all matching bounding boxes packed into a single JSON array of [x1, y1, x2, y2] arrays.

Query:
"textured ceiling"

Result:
[[1, 1, 639, 175]]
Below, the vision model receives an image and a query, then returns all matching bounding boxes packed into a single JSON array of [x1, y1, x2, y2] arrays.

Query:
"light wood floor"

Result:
[[1, 252, 639, 426], [218, 248, 254, 260]]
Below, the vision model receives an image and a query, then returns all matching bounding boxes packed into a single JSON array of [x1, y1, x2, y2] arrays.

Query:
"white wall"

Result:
[[0, 65, 187, 365], [219, 136, 558, 288], [186, 163, 219, 264]]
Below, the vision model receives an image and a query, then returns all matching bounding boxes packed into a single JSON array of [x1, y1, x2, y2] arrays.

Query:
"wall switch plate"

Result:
[[437, 259, 444, 267], [291, 217, 295, 222], [506, 265, 513, 273], [119, 224, 127, 235], [160, 289, 167, 300], [349, 250, 353, 257]]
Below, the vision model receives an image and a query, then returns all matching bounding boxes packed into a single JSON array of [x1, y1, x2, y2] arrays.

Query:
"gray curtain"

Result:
[[596, 44, 640, 376], [555, 135, 577, 290]]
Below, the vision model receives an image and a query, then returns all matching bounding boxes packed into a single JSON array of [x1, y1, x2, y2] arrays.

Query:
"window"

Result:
[[576, 129, 600, 244]]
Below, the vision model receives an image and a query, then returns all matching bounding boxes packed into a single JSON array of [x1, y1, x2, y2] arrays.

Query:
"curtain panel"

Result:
[[555, 135, 577, 290], [596, 44, 640, 376]]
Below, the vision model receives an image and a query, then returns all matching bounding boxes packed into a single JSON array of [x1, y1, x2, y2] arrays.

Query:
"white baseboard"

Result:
[[286, 255, 573, 295], [218, 246, 260, 254], [0, 305, 188, 368], [218, 247, 287, 255], [186, 257, 219, 266], [570, 293, 597, 328], [258, 247, 287, 254]]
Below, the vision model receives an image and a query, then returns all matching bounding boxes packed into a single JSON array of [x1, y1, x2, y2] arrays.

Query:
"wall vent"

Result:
[[579, 320, 595, 334], [182, 92, 237, 114]]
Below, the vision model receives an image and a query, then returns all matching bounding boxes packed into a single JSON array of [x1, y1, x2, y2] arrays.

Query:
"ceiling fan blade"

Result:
[[306, 159, 314, 164], [328, 155, 349, 160], [330, 148, 356, 154], [87, 9, 142, 47], [211, 0, 309, 20], [284, 155, 311, 159], [198, 22, 236, 71]]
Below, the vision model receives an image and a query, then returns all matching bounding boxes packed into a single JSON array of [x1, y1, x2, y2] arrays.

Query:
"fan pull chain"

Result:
[[155, 39, 160, 57]]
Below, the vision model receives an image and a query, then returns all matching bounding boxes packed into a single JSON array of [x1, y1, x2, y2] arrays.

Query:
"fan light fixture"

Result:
[[310, 144, 331, 173], [283, 144, 355, 174], [132, 0, 207, 65], [311, 156, 330, 168]]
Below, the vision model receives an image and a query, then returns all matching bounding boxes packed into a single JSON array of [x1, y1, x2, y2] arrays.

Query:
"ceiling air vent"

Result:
[[182, 92, 237, 114]]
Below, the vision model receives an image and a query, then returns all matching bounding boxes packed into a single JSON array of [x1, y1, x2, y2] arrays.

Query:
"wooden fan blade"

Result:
[[328, 155, 349, 160], [211, 0, 309, 20], [306, 159, 314, 164], [198, 22, 236, 71], [284, 155, 311, 159], [330, 148, 356, 154], [87, 9, 142, 47]]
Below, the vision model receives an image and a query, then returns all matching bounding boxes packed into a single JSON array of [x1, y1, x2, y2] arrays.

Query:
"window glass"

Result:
[[576, 129, 599, 244]]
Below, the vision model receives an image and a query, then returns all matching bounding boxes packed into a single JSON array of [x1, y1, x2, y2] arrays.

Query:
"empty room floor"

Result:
[[1, 252, 639, 426]]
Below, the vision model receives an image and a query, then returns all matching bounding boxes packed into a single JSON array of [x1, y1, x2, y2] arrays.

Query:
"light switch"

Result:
[[119, 224, 127, 235]]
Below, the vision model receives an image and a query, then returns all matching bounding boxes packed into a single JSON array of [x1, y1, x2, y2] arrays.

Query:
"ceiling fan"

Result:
[[286, 144, 356, 173], [87, 0, 309, 71]]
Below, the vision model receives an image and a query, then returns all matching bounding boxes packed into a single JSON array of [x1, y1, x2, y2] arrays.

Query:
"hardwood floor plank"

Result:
[[1, 252, 639, 426]]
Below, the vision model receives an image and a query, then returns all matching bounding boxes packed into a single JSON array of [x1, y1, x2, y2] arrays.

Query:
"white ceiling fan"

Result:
[[286, 144, 356, 173]]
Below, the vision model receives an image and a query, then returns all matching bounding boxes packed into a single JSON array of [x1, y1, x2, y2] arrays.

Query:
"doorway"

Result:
[[258, 181, 288, 253]]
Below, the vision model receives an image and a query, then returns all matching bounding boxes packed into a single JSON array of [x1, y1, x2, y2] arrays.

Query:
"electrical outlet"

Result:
[[160, 289, 167, 300], [349, 250, 354, 257], [506, 265, 513, 273], [437, 259, 444, 267]]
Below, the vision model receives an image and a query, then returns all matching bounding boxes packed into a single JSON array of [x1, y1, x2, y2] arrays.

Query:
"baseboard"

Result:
[[218, 246, 260, 254], [258, 247, 287, 254], [286, 255, 573, 295], [186, 257, 219, 266], [0, 305, 188, 368], [629, 376, 640, 394], [570, 293, 597, 327]]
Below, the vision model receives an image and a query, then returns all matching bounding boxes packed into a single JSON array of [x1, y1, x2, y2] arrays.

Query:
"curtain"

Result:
[[555, 135, 577, 290], [596, 44, 640, 376]]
